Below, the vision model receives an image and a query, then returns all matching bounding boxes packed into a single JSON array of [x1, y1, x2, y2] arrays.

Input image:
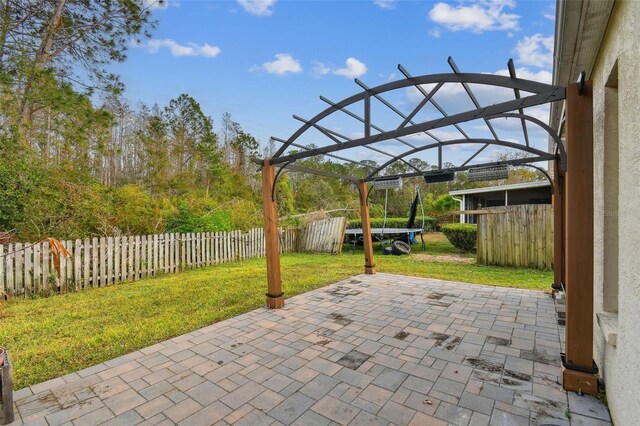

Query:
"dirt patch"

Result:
[[426, 292, 452, 307], [444, 336, 462, 351], [430, 332, 451, 345], [414, 254, 475, 264], [472, 370, 500, 384], [430, 333, 461, 350], [337, 350, 370, 370], [504, 370, 532, 382], [487, 336, 512, 346], [427, 292, 448, 300], [394, 331, 410, 340], [521, 349, 557, 365], [329, 313, 353, 326], [464, 357, 504, 373], [316, 328, 334, 338], [315, 339, 332, 346], [326, 286, 362, 297], [517, 393, 564, 422], [428, 301, 451, 308]]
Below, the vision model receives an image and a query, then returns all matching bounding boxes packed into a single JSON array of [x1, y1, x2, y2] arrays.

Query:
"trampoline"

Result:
[[345, 227, 426, 251]]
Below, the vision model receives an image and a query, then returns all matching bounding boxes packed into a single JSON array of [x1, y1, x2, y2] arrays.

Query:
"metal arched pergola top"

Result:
[[257, 57, 567, 184]]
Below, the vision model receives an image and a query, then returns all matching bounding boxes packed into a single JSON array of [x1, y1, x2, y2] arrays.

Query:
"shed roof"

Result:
[[449, 180, 550, 196]]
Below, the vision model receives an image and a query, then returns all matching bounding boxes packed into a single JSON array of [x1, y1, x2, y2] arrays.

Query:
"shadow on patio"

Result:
[[11, 274, 610, 425]]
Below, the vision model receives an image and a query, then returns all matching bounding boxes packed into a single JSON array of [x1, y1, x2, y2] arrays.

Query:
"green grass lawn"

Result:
[[0, 233, 552, 389]]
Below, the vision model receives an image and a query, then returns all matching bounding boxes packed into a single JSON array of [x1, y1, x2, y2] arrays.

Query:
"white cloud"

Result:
[[429, 28, 441, 38], [373, 0, 396, 10], [237, 0, 275, 16], [494, 66, 552, 84], [543, 3, 555, 20], [380, 72, 397, 82], [143, 0, 168, 10], [333, 57, 368, 78], [514, 34, 554, 68], [261, 53, 302, 75], [428, 0, 519, 33], [406, 65, 551, 105], [136, 39, 221, 58], [406, 81, 465, 104], [312, 62, 331, 77], [312, 58, 368, 79]]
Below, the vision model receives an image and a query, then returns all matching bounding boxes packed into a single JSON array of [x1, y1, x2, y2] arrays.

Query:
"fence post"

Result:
[[1, 349, 15, 424], [0, 245, 4, 297]]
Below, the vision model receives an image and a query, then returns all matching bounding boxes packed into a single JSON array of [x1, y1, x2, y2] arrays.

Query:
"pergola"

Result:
[[255, 58, 597, 395]]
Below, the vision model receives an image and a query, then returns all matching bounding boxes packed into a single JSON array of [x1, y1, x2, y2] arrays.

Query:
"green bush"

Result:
[[441, 223, 477, 252], [165, 202, 233, 233], [348, 216, 439, 232]]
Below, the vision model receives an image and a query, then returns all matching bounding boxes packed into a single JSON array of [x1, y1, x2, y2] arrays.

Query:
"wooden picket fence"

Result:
[[296, 217, 347, 254], [0, 228, 297, 297], [477, 204, 553, 269]]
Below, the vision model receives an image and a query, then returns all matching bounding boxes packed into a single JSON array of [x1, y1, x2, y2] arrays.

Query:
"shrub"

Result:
[[112, 185, 155, 235], [441, 223, 477, 252], [348, 216, 439, 232], [165, 202, 233, 233]]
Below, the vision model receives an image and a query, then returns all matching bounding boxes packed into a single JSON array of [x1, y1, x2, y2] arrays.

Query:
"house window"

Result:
[[603, 62, 619, 313]]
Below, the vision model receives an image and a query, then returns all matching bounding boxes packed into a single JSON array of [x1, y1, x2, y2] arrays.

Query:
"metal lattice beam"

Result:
[[507, 59, 531, 147], [258, 61, 567, 184], [319, 96, 418, 148], [270, 137, 376, 170], [367, 155, 554, 182], [365, 138, 551, 179], [354, 78, 441, 144], [269, 87, 564, 165], [397, 65, 471, 141], [272, 72, 562, 159]]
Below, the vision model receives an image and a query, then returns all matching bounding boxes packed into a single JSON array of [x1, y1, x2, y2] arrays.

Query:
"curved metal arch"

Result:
[[486, 113, 567, 171], [270, 163, 362, 203], [521, 164, 555, 191], [271, 160, 296, 202], [365, 139, 551, 180], [271, 72, 564, 160]]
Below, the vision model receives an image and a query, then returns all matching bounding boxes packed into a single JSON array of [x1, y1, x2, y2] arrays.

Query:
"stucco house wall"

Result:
[[590, 1, 640, 424]]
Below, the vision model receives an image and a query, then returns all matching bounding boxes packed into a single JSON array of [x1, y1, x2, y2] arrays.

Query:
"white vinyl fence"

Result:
[[0, 228, 297, 297]]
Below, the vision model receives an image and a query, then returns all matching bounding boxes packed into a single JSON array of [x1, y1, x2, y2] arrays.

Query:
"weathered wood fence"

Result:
[[477, 204, 553, 269], [0, 228, 297, 297], [296, 217, 347, 254]]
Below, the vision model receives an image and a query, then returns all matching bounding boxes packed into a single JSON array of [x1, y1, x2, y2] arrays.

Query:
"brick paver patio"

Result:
[[9, 273, 611, 425]]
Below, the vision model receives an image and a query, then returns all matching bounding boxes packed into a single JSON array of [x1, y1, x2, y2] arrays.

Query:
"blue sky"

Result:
[[115, 0, 557, 167]]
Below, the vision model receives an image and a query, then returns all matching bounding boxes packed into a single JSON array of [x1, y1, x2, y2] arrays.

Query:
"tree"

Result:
[[220, 112, 259, 175], [163, 94, 221, 193], [136, 109, 170, 193], [0, 0, 156, 141]]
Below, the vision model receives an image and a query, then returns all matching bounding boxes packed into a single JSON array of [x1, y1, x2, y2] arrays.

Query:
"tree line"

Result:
[[0, 0, 545, 242]]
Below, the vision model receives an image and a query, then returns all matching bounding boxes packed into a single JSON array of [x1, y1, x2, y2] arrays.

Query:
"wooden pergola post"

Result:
[[562, 81, 597, 394], [358, 181, 376, 274], [552, 155, 564, 292], [262, 160, 284, 309]]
